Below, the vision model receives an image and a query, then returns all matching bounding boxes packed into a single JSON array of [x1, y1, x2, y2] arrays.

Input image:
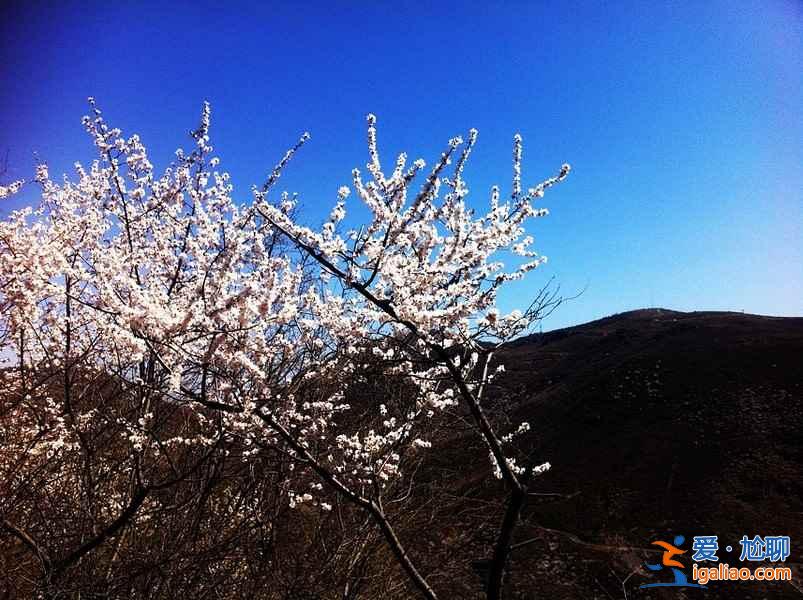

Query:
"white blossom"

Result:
[[0, 99, 569, 523]]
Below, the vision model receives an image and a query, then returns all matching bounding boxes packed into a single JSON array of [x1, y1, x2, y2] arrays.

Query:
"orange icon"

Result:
[[651, 540, 686, 568]]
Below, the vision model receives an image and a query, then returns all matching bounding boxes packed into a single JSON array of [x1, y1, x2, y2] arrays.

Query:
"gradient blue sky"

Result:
[[1, 1, 800, 330]]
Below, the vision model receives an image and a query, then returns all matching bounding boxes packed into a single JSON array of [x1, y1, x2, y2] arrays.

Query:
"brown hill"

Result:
[[478, 309, 803, 598]]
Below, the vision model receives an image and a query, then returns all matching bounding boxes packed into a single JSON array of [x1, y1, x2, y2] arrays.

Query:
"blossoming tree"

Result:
[[0, 100, 569, 599]]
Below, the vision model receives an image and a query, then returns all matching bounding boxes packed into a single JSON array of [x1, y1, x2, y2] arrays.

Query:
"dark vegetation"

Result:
[[476, 309, 803, 599], [2, 308, 800, 599]]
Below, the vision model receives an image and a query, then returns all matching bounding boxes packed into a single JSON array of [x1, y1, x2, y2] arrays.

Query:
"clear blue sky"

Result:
[[1, 1, 800, 330]]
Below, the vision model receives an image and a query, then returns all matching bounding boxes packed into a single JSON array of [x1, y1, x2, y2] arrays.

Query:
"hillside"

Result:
[[480, 309, 803, 598], [3, 308, 800, 599]]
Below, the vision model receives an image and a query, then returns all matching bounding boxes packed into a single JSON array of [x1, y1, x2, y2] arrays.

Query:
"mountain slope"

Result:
[[490, 309, 803, 598]]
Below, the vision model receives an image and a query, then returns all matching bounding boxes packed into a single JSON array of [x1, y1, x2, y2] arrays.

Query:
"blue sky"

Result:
[[1, 1, 800, 330]]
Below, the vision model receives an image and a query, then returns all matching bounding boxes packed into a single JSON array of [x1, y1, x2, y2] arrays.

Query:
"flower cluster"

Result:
[[0, 102, 568, 517]]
